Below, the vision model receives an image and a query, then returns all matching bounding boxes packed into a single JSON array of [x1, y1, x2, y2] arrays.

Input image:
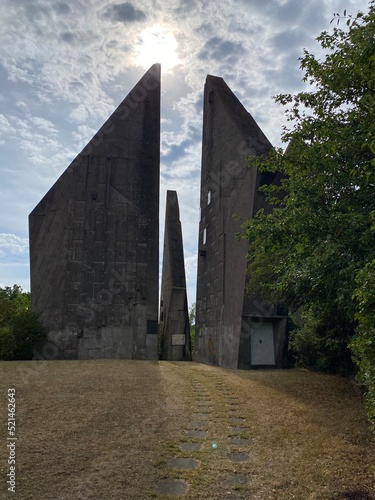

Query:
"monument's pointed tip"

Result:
[[166, 190, 179, 210], [206, 74, 224, 85], [148, 63, 161, 77], [203, 72, 272, 156]]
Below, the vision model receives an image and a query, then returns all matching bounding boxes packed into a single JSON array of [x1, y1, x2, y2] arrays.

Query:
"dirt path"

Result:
[[0, 360, 374, 499]]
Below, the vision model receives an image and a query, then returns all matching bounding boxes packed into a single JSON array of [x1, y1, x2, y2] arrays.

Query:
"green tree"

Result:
[[0, 285, 46, 360], [242, 2, 375, 382], [0, 285, 30, 325]]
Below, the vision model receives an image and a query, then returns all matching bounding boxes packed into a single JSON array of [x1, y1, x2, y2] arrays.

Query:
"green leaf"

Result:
[[242, 1, 375, 422]]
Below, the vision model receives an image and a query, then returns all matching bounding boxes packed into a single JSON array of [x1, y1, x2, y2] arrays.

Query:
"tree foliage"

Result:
[[242, 1, 375, 401], [0, 285, 46, 360], [352, 260, 375, 424]]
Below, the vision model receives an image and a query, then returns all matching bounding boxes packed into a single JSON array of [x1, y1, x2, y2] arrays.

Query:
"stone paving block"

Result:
[[227, 452, 250, 462], [228, 438, 254, 446], [229, 417, 247, 425], [179, 442, 202, 452], [155, 478, 187, 495], [193, 412, 210, 419], [224, 473, 249, 486], [188, 420, 209, 429], [197, 402, 211, 408], [169, 457, 199, 470], [229, 426, 248, 433], [186, 429, 208, 439]]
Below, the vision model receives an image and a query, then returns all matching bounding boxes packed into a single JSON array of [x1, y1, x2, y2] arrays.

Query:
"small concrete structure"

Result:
[[29, 64, 161, 360], [194, 75, 288, 369], [159, 190, 192, 361]]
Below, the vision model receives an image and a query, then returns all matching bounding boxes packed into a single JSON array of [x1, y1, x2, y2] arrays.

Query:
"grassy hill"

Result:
[[0, 360, 374, 499]]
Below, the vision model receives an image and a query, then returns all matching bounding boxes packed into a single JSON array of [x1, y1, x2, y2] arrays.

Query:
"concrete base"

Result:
[[34, 327, 158, 360]]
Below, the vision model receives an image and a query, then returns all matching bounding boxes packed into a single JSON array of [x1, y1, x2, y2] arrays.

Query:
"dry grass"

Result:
[[0, 360, 374, 499]]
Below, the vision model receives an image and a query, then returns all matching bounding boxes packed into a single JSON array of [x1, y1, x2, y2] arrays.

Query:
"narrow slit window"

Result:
[[203, 227, 207, 245], [207, 190, 212, 205]]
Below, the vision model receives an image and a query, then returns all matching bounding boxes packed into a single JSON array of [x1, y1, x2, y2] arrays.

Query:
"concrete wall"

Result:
[[29, 64, 161, 360], [195, 75, 288, 369], [159, 191, 191, 361]]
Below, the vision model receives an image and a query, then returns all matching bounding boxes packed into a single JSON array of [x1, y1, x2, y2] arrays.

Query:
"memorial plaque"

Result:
[[172, 334, 186, 346]]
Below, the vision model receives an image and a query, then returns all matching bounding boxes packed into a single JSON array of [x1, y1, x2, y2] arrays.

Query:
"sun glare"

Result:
[[136, 26, 180, 72]]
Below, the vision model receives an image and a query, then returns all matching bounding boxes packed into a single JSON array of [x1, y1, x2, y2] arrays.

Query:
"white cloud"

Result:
[[0, 234, 29, 257], [0, 114, 15, 135], [15, 101, 29, 111], [29, 116, 58, 134], [185, 254, 198, 307], [69, 104, 89, 123], [4, 62, 35, 84], [0, 0, 370, 298]]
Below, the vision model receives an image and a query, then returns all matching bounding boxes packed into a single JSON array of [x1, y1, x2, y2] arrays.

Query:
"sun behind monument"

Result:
[[136, 26, 180, 71]]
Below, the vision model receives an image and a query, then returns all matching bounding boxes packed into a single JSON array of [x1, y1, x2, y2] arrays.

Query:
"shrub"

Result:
[[0, 326, 16, 360], [12, 311, 47, 360], [352, 259, 375, 426], [0, 285, 47, 361], [289, 307, 354, 375]]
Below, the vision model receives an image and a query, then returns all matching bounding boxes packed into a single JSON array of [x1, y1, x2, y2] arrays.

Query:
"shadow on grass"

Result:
[[0, 359, 172, 500]]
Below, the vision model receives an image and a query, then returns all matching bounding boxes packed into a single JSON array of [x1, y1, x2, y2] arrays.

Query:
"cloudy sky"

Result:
[[0, 0, 369, 307]]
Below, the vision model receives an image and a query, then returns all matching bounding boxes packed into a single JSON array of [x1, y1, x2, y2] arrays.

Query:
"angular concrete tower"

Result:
[[159, 191, 191, 361], [195, 75, 288, 370], [29, 64, 161, 360]]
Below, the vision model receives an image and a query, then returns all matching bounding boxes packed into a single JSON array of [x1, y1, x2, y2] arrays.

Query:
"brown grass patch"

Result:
[[0, 361, 374, 499]]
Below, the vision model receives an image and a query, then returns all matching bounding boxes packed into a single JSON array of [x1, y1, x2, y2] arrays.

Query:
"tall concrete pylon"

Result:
[[159, 190, 192, 361], [195, 75, 288, 370], [29, 64, 161, 360]]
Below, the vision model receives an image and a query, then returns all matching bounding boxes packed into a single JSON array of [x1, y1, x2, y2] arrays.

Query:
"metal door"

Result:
[[251, 322, 275, 365]]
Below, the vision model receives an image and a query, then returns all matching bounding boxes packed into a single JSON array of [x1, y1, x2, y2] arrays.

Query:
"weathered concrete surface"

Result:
[[159, 190, 192, 361], [194, 75, 288, 369], [29, 64, 161, 360]]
